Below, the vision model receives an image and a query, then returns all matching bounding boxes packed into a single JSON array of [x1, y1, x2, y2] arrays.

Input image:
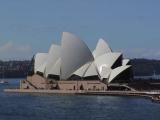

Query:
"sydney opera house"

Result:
[[21, 32, 133, 91]]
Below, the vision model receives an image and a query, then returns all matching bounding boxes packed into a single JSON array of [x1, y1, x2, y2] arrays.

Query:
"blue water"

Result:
[[0, 79, 160, 120]]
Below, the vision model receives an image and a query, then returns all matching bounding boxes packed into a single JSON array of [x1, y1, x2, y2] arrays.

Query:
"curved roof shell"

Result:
[[108, 65, 131, 83], [73, 62, 91, 77], [93, 38, 112, 58], [61, 32, 94, 79], [94, 53, 122, 71], [34, 53, 48, 73], [84, 62, 99, 77], [47, 58, 61, 77], [36, 62, 47, 74], [122, 59, 130, 66], [45, 44, 61, 77]]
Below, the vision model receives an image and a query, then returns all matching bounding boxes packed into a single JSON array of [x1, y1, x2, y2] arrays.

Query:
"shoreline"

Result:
[[4, 89, 160, 102], [3, 89, 160, 103]]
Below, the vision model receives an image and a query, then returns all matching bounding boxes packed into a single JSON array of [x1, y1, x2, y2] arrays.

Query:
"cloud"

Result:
[[1, 42, 160, 60], [118, 48, 160, 59], [0, 41, 33, 60]]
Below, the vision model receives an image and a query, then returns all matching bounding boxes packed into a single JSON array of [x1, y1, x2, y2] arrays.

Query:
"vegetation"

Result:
[[131, 59, 160, 76], [0, 58, 160, 78], [0, 60, 30, 78]]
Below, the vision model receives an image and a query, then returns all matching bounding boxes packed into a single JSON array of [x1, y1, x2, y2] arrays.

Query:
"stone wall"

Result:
[[58, 80, 107, 91], [20, 74, 107, 91]]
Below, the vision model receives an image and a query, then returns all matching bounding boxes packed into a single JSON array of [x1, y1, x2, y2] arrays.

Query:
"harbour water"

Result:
[[0, 79, 160, 120]]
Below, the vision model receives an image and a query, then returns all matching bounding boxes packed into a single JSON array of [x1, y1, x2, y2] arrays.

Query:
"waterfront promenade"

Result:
[[4, 89, 160, 97], [4, 88, 160, 103]]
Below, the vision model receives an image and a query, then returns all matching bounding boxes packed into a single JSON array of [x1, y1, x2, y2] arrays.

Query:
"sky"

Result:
[[0, 0, 160, 60]]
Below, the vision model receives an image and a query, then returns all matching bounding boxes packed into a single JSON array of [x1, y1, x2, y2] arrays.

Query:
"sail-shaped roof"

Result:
[[47, 58, 61, 76], [93, 38, 112, 58], [108, 65, 131, 83], [34, 53, 48, 73], [95, 53, 122, 71], [73, 62, 91, 77], [84, 62, 99, 77], [36, 62, 47, 74], [45, 44, 61, 77], [122, 59, 130, 66], [61, 32, 94, 79]]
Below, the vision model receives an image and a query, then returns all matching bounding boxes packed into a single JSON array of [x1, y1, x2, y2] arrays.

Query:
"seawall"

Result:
[[4, 89, 160, 97]]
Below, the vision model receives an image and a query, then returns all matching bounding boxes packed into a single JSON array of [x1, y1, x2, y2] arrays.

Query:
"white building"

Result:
[[22, 32, 132, 90], [33, 32, 132, 83]]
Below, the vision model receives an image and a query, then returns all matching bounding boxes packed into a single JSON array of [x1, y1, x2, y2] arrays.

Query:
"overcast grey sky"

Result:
[[0, 0, 160, 60]]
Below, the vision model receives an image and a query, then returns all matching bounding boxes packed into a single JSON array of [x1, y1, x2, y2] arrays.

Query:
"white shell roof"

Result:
[[61, 32, 94, 79], [33, 32, 132, 82], [45, 44, 61, 77], [99, 67, 111, 79], [108, 65, 131, 83], [34, 53, 48, 73], [122, 59, 130, 66], [94, 52, 122, 72], [36, 62, 47, 74], [93, 38, 112, 58], [84, 62, 99, 77], [73, 62, 91, 77], [47, 58, 61, 76]]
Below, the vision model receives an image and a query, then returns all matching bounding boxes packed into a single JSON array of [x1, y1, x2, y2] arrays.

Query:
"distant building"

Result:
[[21, 32, 132, 91]]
